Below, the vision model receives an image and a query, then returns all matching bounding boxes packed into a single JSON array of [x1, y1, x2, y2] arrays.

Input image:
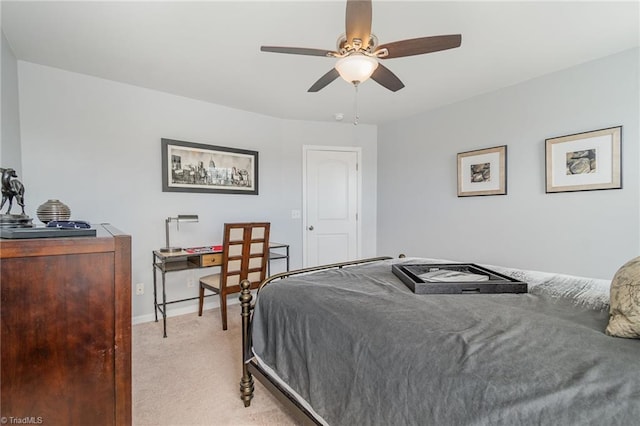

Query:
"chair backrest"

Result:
[[220, 222, 270, 293]]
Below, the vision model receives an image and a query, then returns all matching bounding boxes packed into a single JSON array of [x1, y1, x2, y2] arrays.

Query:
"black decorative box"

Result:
[[392, 263, 527, 294], [0, 227, 96, 239]]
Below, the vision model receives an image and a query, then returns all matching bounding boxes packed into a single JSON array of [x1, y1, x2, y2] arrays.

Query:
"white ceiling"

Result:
[[2, 1, 639, 125]]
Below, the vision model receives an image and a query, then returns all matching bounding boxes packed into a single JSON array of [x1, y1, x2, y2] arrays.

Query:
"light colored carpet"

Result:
[[133, 304, 299, 426]]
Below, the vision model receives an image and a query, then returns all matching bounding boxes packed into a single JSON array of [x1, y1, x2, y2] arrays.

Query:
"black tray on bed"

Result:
[[392, 263, 527, 294]]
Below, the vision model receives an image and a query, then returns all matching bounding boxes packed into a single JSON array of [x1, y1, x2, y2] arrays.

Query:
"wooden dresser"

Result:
[[0, 224, 131, 425]]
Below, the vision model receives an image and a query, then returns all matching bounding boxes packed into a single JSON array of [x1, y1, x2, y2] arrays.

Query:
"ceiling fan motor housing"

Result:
[[336, 33, 379, 56]]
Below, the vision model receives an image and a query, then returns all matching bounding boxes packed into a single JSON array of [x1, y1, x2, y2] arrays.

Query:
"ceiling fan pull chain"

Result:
[[353, 82, 359, 125]]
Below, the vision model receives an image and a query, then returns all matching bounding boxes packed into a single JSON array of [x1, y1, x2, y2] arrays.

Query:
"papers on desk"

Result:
[[184, 245, 223, 254]]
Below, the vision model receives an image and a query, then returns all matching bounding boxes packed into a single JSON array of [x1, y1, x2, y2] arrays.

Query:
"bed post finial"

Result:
[[239, 279, 255, 407]]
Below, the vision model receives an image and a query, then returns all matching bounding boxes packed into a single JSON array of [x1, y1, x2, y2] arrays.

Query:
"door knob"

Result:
[[308, 225, 314, 231]]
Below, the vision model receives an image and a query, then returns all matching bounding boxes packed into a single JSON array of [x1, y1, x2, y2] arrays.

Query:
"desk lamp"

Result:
[[160, 214, 199, 253]]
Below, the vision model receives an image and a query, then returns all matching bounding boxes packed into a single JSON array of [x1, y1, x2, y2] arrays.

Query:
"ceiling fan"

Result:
[[261, 0, 462, 93]]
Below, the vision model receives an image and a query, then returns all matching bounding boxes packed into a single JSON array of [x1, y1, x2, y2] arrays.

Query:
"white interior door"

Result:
[[303, 147, 360, 267]]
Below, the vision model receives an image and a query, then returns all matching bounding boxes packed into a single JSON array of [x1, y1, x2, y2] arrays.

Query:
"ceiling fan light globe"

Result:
[[335, 54, 379, 84]]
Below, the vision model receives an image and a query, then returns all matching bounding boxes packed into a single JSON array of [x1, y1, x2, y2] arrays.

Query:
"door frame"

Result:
[[302, 145, 362, 267]]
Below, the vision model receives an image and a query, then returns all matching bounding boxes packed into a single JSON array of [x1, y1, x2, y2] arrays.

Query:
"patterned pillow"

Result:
[[606, 256, 640, 338]]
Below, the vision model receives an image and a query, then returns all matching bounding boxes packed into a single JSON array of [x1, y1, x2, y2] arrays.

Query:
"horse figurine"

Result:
[[0, 168, 26, 215]]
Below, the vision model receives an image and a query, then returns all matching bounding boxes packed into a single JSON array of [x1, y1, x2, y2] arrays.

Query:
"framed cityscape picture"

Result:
[[161, 138, 258, 194], [545, 126, 621, 193]]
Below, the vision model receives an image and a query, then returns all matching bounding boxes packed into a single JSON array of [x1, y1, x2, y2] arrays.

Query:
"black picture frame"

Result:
[[161, 138, 258, 195]]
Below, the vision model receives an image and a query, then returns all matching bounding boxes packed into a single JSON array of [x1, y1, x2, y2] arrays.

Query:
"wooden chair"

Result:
[[198, 222, 270, 330]]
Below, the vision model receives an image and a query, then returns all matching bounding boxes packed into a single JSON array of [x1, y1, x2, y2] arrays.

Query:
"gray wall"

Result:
[[1, 31, 22, 175], [10, 46, 639, 325], [16, 61, 377, 322], [378, 48, 639, 279]]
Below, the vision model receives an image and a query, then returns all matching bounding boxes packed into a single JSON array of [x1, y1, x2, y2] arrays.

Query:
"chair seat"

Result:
[[200, 273, 221, 292]]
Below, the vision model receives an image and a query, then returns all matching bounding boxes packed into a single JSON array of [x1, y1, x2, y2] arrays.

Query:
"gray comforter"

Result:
[[252, 259, 640, 426]]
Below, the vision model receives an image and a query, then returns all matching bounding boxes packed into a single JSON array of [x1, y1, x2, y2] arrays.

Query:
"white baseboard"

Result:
[[132, 298, 240, 325]]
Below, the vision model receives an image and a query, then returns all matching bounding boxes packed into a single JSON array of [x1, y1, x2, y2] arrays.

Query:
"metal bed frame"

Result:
[[239, 256, 393, 425]]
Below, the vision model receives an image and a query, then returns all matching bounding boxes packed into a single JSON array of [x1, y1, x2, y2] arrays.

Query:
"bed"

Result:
[[239, 257, 640, 425]]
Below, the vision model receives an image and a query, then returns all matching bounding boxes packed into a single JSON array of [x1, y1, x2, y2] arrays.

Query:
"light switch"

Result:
[[291, 209, 301, 219]]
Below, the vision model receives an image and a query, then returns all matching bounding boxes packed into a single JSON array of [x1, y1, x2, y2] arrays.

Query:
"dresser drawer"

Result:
[[200, 253, 222, 267]]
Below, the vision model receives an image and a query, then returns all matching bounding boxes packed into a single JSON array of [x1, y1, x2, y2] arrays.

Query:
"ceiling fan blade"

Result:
[[308, 68, 340, 92], [261, 46, 336, 57], [345, 0, 372, 49], [377, 34, 462, 59], [370, 64, 405, 92]]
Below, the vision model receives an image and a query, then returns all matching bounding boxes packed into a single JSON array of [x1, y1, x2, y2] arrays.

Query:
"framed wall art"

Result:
[[545, 126, 621, 193], [457, 145, 507, 197], [161, 138, 259, 195]]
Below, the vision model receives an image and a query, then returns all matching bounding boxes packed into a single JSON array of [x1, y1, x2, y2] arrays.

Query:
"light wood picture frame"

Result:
[[457, 145, 507, 197], [545, 126, 621, 193]]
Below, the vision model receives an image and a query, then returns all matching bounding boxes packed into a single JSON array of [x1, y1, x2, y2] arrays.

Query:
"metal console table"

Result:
[[152, 242, 289, 337], [267, 242, 290, 275]]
